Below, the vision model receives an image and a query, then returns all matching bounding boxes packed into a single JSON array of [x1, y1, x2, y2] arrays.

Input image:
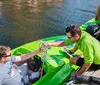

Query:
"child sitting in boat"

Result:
[[0, 45, 42, 85]]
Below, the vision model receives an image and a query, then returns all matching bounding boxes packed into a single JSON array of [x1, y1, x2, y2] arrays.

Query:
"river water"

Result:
[[0, 0, 100, 48]]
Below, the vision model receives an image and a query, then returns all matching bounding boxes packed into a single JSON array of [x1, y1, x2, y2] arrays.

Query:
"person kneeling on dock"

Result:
[[45, 24, 100, 77]]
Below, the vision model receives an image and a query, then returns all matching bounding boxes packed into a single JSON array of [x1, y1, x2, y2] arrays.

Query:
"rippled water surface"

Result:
[[0, 0, 100, 48]]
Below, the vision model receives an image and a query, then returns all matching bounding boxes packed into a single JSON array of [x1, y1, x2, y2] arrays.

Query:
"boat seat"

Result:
[[43, 57, 65, 73], [12, 47, 33, 55]]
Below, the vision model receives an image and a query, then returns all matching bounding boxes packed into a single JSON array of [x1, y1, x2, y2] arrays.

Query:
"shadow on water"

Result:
[[0, 0, 100, 48]]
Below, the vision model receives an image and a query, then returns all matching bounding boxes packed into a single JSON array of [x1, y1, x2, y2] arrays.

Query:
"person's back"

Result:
[[79, 31, 100, 65], [0, 61, 23, 85]]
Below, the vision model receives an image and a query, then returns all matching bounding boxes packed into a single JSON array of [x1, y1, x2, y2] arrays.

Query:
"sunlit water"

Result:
[[0, 0, 100, 48]]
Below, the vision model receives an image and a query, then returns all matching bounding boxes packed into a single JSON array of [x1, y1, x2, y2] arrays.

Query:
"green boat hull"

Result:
[[12, 36, 78, 85], [11, 18, 100, 85]]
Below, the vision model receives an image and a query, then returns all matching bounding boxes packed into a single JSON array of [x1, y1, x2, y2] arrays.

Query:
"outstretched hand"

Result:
[[39, 42, 49, 52], [71, 71, 78, 77], [43, 42, 50, 46]]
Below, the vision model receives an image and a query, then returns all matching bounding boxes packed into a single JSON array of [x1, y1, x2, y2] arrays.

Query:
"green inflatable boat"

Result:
[[11, 18, 100, 85]]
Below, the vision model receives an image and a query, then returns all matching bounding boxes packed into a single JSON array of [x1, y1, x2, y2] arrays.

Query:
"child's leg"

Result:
[[19, 63, 29, 77], [28, 70, 40, 80], [19, 63, 30, 84]]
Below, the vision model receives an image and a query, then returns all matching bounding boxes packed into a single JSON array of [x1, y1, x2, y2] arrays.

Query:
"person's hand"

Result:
[[39, 42, 49, 52], [38, 48, 42, 52], [71, 71, 78, 77], [43, 42, 50, 47]]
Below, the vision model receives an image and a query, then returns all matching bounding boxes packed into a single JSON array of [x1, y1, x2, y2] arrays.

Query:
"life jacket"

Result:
[[86, 24, 100, 41]]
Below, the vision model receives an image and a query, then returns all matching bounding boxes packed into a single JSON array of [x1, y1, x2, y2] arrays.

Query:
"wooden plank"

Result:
[[83, 69, 100, 78]]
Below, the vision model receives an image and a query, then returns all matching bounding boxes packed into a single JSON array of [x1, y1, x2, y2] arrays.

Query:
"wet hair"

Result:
[[0, 46, 11, 60], [95, 5, 100, 20], [66, 24, 82, 36]]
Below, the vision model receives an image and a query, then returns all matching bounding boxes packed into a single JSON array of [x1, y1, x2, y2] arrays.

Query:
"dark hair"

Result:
[[66, 24, 82, 36], [0, 46, 11, 60]]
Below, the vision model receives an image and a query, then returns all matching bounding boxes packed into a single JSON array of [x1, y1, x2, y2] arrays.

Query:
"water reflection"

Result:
[[0, 0, 100, 48], [10, 0, 64, 19], [0, 1, 3, 19]]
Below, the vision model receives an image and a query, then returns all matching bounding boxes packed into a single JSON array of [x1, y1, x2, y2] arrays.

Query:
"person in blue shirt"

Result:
[[0, 45, 41, 85]]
